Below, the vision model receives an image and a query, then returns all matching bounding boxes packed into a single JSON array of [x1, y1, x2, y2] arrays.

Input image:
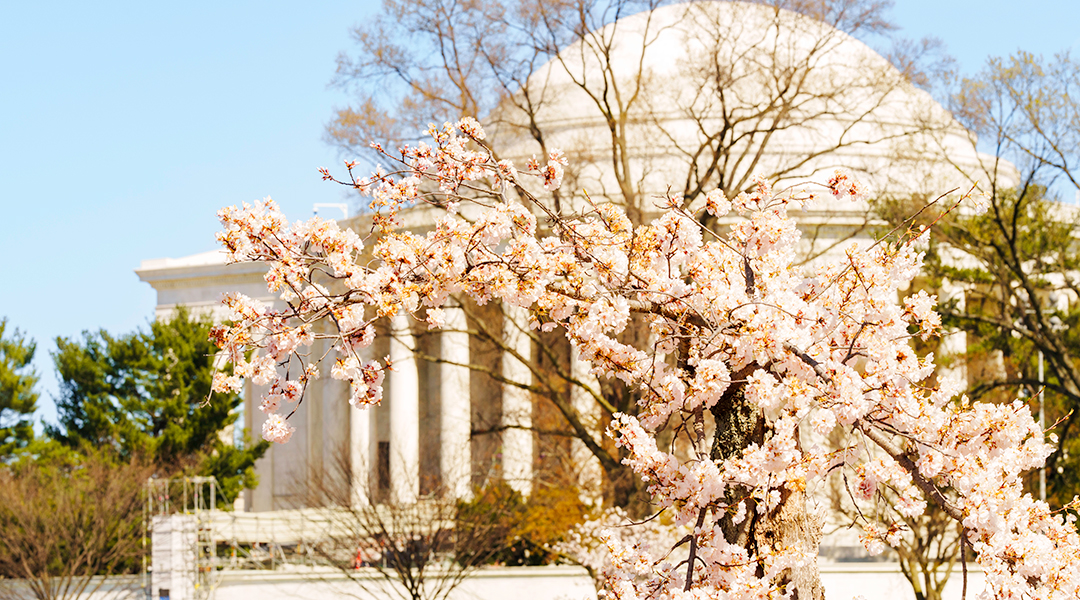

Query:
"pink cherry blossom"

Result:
[[261, 412, 295, 444]]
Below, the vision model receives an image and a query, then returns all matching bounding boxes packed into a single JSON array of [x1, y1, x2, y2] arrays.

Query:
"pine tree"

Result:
[[49, 307, 267, 505], [0, 318, 39, 457]]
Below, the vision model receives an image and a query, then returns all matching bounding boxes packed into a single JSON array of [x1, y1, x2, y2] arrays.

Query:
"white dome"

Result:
[[490, 1, 1007, 213]]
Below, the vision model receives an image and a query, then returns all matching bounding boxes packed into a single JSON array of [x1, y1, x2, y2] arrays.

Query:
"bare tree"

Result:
[[330, 0, 948, 211], [892, 507, 964, 600], [295, 446, 518, 600], [0, 450, 151, 600]]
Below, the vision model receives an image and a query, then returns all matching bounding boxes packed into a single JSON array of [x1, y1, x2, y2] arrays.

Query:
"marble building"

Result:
[[137, 204, 583, 510]]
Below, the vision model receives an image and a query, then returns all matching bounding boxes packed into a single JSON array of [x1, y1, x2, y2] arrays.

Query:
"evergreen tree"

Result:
[[0, 318, 39, 457], [49, 307, 267, 505]]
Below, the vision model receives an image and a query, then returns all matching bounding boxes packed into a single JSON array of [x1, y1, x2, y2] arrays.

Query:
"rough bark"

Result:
[[710, 375, 825, 600], [711, 380, 764, 544], [752, 485, 825, 600]]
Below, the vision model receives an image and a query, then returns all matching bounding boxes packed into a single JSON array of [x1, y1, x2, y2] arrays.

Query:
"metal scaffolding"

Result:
[[145, 476, 219, 600]]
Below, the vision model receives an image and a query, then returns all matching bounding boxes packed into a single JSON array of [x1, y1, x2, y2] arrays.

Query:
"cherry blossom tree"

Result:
[[327, 0, 959, 511], [210, 119, 1080, 599]]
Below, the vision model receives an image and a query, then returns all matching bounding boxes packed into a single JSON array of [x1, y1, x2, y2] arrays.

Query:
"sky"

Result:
[[2, 0, 1079, 430]]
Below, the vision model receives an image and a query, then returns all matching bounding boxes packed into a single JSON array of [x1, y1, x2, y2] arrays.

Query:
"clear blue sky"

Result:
[[2, 0, 1078, 430]]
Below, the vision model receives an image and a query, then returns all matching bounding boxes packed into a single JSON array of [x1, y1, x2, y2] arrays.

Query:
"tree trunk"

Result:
[[751, 485, 825, 600], [711, 380, 825, 600]]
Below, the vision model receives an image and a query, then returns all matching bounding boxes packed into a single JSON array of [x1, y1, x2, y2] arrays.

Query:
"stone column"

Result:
[[441, 304, 472, 499], [570, 345, 603, 505], [389, 311, 420, 504], [502, 304, 533, 496], [307, 337, 324, 497], [349, 393, 373, 506], [346, 328, 376, 506]]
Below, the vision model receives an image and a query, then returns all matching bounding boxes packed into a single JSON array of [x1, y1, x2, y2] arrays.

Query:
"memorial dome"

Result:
[[490, 1, 1005, 218]]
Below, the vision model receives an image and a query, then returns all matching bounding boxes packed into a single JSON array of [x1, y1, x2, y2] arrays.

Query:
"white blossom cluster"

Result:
[[556, 507, 690, 594]]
